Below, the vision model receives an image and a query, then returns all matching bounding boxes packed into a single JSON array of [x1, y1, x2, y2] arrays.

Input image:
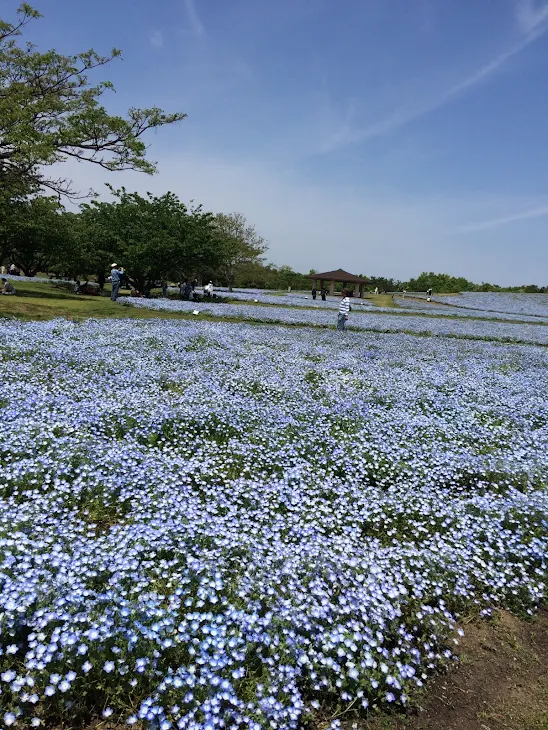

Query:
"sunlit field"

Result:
[[1, 312, 546, 729]]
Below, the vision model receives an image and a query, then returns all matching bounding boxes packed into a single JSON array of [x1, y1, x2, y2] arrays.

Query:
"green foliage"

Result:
[[365, 276, 400, 292], [212, 212, 268, 290], [405, 272, 477, 293], [78, 186, 221, 289], [0, 4, 185, 198], [368, 272, 548, 294], [0, 195, 76, 276], [234, 263, 312, 290]]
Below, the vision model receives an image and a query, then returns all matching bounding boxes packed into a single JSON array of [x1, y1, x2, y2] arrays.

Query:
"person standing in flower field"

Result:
[[337, 290, 351, 331]]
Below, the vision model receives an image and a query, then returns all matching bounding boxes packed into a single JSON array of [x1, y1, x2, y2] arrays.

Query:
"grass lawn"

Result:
[[362, 293, 397, 307], [0, 280, 199, 322]]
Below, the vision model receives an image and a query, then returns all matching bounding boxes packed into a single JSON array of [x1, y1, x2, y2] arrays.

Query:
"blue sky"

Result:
[[22, 0, 548, 284]]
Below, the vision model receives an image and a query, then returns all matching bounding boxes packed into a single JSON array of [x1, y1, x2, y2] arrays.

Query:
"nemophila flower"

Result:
[[102, 708, 114, 718], [124, 296, 548, 345], [0, 316, 546, 726]]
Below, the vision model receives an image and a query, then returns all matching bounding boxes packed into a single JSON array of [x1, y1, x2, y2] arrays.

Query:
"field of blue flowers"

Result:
[[1, 316, 547, 730], [430, 292, 548, 318], [125, 297, 548, 346]]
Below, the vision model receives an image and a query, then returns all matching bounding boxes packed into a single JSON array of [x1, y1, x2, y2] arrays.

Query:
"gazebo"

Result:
[[306, 268, 369, 298]]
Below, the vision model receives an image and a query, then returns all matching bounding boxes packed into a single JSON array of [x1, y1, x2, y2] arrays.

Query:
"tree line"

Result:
[[365, 272, 548, 294], [0, 189, 268, 290]]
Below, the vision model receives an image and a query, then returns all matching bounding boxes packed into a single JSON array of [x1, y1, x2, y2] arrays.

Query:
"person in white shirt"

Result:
[[337, 290, 351, 331], [204, 281, 214, 298]]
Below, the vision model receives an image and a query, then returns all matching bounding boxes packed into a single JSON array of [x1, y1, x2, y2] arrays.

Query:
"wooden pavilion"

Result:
[[306, 268, 369, 298]]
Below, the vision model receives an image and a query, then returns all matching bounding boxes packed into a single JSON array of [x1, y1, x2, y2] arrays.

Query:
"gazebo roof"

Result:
[[307, 268, 368, 284]]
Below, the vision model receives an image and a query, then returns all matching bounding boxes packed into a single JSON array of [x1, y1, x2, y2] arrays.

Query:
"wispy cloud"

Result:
[[515, 0, 548, 34], [184, 0, 206, 38], [149, 30, 164, 48], [320, 1, 548, 152], [451, 204, 548, 233]]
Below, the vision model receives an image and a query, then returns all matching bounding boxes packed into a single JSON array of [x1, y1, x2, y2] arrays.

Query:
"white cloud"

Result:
[[183, 0, 206, 38], [451, 203, 548, 233], [515, 0, 548, 34], [55, 151, 548, 285], [149, 30, 164, 48]]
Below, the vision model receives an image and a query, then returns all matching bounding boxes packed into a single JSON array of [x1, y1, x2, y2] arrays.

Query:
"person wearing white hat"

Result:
[[110, 263, 122, 301]]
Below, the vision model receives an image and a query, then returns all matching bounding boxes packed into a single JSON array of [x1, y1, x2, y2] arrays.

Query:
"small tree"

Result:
[[0, 4, 185, 198], [213, 213, 267, 291]]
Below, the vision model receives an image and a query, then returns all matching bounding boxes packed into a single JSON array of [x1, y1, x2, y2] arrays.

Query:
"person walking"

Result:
[[337, 290, 351, 331], [321, 288, 327, 301], [311, 286, 317, 300], [109, 264, 123, 301]]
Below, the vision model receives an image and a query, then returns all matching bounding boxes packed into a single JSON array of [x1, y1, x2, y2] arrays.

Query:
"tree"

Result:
[[404, 272, 473, 293], [213, 213, 267, 291], [0, 194, 75, 276], [365, 276, 401, 293], [79, 186, 221, 290], [0, 4, 185, 198]]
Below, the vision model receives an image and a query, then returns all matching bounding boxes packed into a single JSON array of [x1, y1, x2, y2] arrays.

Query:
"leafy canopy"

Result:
[[79, 186, 222, 287], [213, 212, 268, 289], [0, 194, 74, 276], [0, 4, 185, 198]]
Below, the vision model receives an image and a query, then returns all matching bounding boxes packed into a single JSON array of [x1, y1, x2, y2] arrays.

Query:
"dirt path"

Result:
[[330, 608, 548, 730]]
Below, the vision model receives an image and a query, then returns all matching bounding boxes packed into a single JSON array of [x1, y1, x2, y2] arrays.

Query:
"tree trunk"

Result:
[[19, 263, 37, 277]]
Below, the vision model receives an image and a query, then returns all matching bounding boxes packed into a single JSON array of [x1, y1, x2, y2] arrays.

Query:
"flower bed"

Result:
[[0, 318, 546, 729], [428, 293, 548, 319], [124, 297, 548, 346]]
